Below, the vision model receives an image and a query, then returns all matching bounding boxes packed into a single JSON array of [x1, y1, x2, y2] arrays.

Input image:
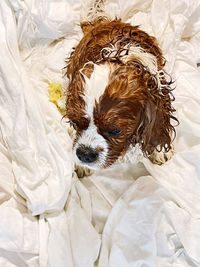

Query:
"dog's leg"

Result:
[[74, 164, 94, 178], [148, 144, 175, 165]]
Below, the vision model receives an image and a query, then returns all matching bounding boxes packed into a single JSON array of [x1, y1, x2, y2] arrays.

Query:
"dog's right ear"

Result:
[[135, 96, 174, 157]]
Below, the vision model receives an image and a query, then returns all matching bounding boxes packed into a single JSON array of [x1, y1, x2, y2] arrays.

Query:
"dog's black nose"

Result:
[[76, 145, 99, 163]]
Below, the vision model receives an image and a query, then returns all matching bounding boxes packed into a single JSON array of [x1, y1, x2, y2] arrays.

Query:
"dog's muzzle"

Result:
[[76, 145, 99, 163]]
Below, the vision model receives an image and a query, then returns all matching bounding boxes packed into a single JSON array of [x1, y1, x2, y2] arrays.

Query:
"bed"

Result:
[[0, 0, 200, 266]]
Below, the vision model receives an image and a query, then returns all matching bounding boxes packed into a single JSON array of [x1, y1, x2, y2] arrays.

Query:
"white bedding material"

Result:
[[0, 0, 200, 266]]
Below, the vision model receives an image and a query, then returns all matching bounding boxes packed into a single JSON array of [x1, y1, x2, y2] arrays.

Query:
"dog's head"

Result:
[[66, 60, 177, 169]]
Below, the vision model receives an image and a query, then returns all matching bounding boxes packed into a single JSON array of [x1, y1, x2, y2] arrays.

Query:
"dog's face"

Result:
[[66, 61, 174, 169], [65, 20, 177, 169]]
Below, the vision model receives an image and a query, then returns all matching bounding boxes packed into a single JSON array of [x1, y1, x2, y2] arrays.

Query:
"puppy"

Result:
[[65, 18, 178, 174]]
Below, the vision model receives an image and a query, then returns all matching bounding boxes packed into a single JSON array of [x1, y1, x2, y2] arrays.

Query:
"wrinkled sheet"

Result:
[[0, 0, 200, 266]]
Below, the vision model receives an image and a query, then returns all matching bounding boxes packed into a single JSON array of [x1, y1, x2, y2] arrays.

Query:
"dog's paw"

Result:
[[74, 164, 94, 178], [148, 144, 175, 165]]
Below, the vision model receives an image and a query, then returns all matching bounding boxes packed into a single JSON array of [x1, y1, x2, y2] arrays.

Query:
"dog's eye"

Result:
[[69, 120, 79, 128], [105, 129, 122, 137]]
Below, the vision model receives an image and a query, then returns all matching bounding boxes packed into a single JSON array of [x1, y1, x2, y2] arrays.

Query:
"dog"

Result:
[[65, 17, 178, 175]]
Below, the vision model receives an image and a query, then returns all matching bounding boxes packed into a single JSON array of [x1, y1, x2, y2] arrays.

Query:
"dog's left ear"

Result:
[[135, 97, 174, 156]]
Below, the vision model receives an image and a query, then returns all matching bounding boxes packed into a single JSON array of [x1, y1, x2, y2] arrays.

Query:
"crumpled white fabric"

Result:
[[0, 0, 200, 266]]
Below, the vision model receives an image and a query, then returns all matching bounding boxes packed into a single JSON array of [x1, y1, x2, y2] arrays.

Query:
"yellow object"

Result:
[[48, 82, 66, 115]]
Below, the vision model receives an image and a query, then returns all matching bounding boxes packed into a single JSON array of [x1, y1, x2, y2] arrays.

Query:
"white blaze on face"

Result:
[[74, 63, 110, 169], [83, 63, 110, 116]]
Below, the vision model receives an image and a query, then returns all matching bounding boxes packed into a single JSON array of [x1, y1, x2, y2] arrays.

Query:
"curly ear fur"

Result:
[[135, 71, 178, 157]]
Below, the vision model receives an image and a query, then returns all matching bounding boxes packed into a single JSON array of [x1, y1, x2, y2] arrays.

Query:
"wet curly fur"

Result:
[[64, 18, 178, 170]]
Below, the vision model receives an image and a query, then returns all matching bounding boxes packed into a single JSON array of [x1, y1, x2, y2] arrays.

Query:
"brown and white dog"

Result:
[[65, 17, 178, 172]]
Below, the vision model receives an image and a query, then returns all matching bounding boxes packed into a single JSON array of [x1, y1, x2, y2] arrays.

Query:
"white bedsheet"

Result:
[[0, 0, 200, 266]]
